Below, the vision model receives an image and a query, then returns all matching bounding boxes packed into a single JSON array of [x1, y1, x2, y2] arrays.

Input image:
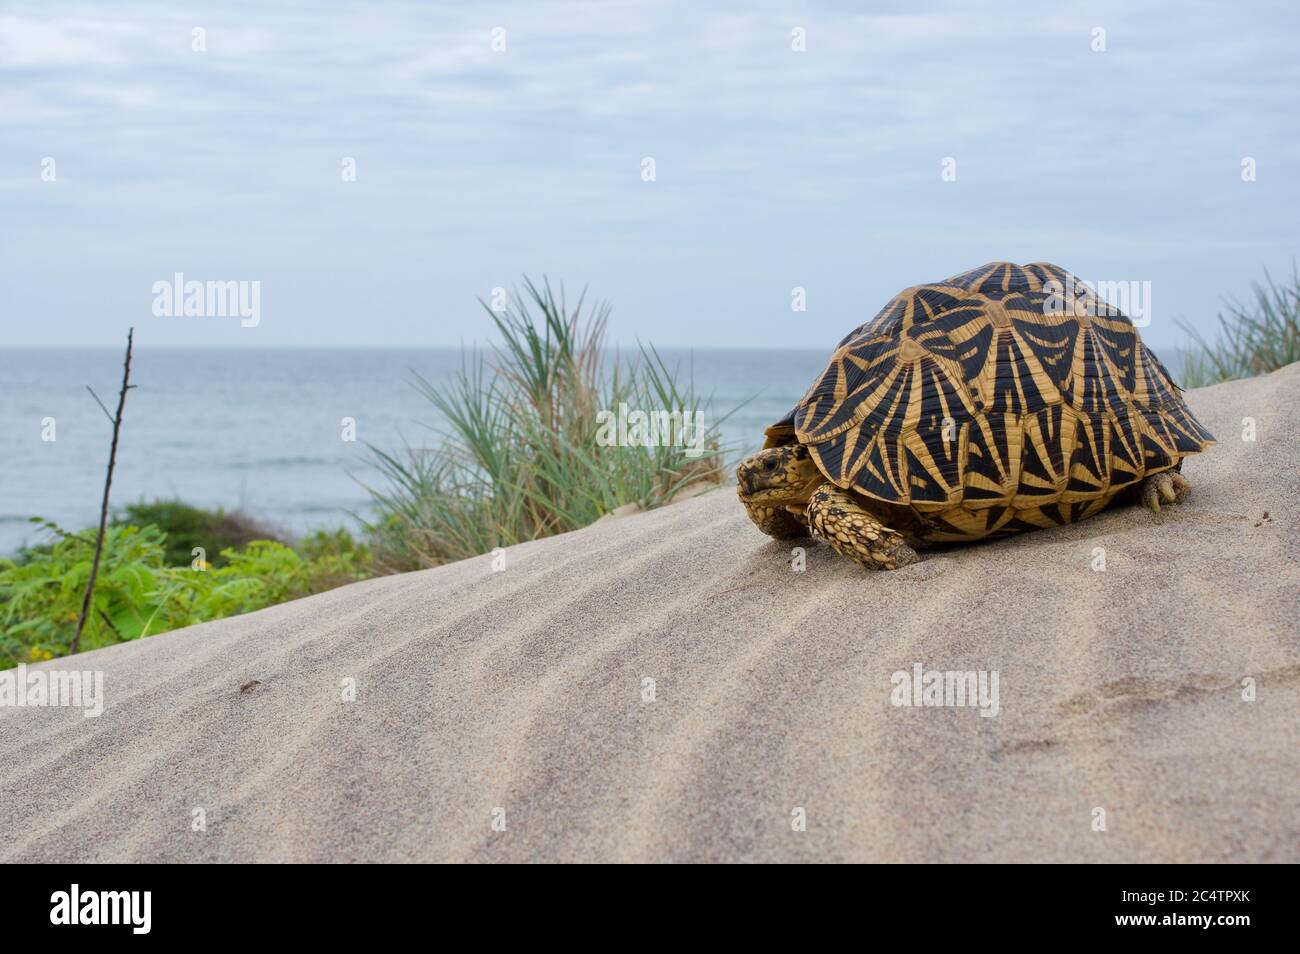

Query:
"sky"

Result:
[[1, 0, 1297, 350]]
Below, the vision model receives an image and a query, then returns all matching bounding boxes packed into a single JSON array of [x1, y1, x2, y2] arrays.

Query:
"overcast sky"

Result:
[[2, 0, 1297, 350]]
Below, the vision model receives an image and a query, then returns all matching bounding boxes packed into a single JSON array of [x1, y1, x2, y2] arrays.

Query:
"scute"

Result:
[[765, 262, 1216, 533]]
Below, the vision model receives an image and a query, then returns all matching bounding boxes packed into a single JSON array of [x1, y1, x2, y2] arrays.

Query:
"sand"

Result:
[[1, 364, 1297, 863]]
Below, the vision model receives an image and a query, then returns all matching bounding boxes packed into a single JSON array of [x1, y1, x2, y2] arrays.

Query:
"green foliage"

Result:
[[0, 521, 165, 664], [113, 499, 283, 567], [363, 277, 734, 571], [1179, 264, 1300, 388], [0, 518, 373, 669]]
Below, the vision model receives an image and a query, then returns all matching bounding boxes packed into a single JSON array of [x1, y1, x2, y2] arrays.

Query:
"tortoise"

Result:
[[736, 261, 1215, 569]]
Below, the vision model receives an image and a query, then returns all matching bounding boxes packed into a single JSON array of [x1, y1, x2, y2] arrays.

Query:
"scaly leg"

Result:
[[1140, 470, 1191, 514], [742, 501, 809, 540], [806, 483, 919, 570]]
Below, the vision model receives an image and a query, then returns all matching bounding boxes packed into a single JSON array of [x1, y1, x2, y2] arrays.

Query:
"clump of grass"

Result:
[[363, 277, 733, 572], [1178, 264, 1300, 388]]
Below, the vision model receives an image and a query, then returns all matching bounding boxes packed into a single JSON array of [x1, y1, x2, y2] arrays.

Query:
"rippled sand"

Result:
[[2, 364, 1296, 862]]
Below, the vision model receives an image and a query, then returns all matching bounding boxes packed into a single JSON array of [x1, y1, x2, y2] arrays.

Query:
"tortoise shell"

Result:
[[764, 262, 1215, 542]]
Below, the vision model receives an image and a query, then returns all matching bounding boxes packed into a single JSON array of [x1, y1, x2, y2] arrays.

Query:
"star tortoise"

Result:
[[737, 261, 1215, 570]]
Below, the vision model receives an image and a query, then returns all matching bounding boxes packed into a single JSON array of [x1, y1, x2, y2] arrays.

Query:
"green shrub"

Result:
[[0, 521, 169, 664], [113, 499, 283, 567], [362, 277, 734, 571], [1179, 264, 1300, 387], [0, 519, 373, 668]]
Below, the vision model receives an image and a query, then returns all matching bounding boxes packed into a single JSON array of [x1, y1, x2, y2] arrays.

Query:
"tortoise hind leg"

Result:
[[1140, 470, 1191, 514], [807, 483, 919, 570]]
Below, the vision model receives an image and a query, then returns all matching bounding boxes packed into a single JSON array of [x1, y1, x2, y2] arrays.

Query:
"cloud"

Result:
[[1, 0, 1296, 348]]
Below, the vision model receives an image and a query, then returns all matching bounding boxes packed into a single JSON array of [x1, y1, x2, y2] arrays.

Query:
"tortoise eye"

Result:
[[763, 458, 778, 472]]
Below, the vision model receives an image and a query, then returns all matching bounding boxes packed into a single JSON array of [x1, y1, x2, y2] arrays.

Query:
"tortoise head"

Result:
[[736, 444, 822, 505]]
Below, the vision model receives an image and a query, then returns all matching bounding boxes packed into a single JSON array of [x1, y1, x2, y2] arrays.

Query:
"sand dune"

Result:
[[2, 364, 1297, 863]]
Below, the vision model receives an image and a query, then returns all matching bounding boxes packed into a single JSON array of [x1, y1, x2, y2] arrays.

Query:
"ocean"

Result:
[[0, 348, 831, 556]]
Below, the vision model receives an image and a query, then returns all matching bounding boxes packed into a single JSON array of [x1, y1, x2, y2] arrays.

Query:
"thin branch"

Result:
[[96, 607, 122, 641], [72, 327, 135, 656], [85, 386, 115, 425]]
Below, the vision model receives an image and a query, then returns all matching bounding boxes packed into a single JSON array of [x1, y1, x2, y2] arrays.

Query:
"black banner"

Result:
[[5, 864, 1283, 939]]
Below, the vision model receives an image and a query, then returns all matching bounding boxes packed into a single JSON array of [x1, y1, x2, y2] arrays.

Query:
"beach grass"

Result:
[[1179, 263, 1300, 387], [363, 277, 733, 571]]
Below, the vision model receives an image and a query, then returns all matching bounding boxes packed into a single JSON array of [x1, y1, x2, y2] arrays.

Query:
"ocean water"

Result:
[[0, 348, 829, 556]]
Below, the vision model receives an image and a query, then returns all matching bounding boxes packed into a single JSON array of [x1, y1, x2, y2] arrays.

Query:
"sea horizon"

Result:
[[0, 346, 833, 556]]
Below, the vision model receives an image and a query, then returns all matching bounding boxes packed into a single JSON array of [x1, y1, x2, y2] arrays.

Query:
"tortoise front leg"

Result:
[[806, 483, 919, 570], [742, 500, 809, 540]]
